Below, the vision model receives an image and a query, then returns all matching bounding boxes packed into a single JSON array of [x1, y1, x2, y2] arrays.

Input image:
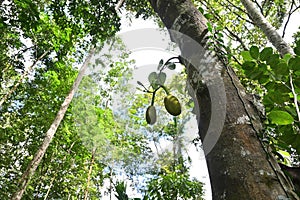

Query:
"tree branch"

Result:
[[282, 1, 300, 38], [290, 74, 300, 123], [224, 27, 248, 51], [220, 1, 254, 24], [282, 1, 295, 38], [252, 0, 264, 16], [115, 0, 126, 10], [240, 0, 294, 56], [224, 0, 248, 15]]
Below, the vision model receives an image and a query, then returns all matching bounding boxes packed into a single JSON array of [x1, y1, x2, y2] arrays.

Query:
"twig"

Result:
[[224, 27, 248, 51], [290, 74, 300, 123], [220, 1, 254, 24], [202, 2, 249, 51], [224, 0, 248, 15], [115, 0, 126, 10], [282, 1, 295, 38], [252, 0, 264, 16]]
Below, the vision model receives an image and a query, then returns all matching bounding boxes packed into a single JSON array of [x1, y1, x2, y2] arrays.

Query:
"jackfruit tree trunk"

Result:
[[148, 0, 298, 199]]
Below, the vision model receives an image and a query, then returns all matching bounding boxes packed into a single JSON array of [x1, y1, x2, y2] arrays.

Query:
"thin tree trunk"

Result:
[[11, 48, 95, 200], [240, 0, 293, 56], [84, 148, 96, 200], [0, 49, 50, 107], [148, 0, 298, 199]]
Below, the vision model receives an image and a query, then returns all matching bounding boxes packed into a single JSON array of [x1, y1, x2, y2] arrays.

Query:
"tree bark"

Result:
[[240, 0, 294, 56], [11, 48, 95, 200], [148, 0, 298, 199]]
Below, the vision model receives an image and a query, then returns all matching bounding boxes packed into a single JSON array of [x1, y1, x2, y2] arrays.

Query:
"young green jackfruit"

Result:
[[146, 105, 157, 125], [164, 95, 181, 116]]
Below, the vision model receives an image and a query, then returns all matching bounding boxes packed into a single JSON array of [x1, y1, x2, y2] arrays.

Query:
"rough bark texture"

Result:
[[240, 0, 294, 56], [148, 0, 298, 199], [11, 48, 95, 200]]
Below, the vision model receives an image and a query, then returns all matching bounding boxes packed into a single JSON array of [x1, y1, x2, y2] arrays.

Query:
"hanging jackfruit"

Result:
[[146, 105, 157, 125], [164, 95, 181, 116]]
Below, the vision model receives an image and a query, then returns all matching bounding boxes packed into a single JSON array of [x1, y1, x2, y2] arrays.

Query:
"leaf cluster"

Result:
[[241, 42, 300, 162]]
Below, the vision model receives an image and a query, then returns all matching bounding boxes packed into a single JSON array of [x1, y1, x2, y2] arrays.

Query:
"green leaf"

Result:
[[265, 90, 289, 104], [157, 59, 164, 70], [283, 53, 292, 62], [258, 75, 270, 85], [148, 72, 158, 85], [166, 63, 176, 70], [284, 105, 297, 118], [242, 61, 256, 70], [294, 78, 300, 88], [266, 54, 280, 67], [295, 70, 300, 76], [257, 63, 268, 74], [207, 22, 213, 32], [268, 110, 294, 125], [250, 70, 263, 80], [272, 62, 289, 76], [198, 7, 204, 14], [204, 13, 213, 19], [260, 47, 273, 61], [288, 56, 300, 71], [250, 46, 259, 59], [158, 72, 166, 85], [241, 51, 252, 61], [294, 46, 300, 56]]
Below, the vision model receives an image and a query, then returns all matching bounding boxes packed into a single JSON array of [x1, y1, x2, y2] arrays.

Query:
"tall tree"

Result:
[[11, 48, 95, 200], [1, 1, 121, 199], [144, 0, 299, 199]]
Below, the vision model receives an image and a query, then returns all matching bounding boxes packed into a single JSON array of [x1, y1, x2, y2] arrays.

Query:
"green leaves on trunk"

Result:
[[241, 43, 300, 155]]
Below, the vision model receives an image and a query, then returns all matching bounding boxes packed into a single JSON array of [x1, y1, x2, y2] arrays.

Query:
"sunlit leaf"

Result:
[[268, 110, 294, 125], [241, 51, 252, 61]]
